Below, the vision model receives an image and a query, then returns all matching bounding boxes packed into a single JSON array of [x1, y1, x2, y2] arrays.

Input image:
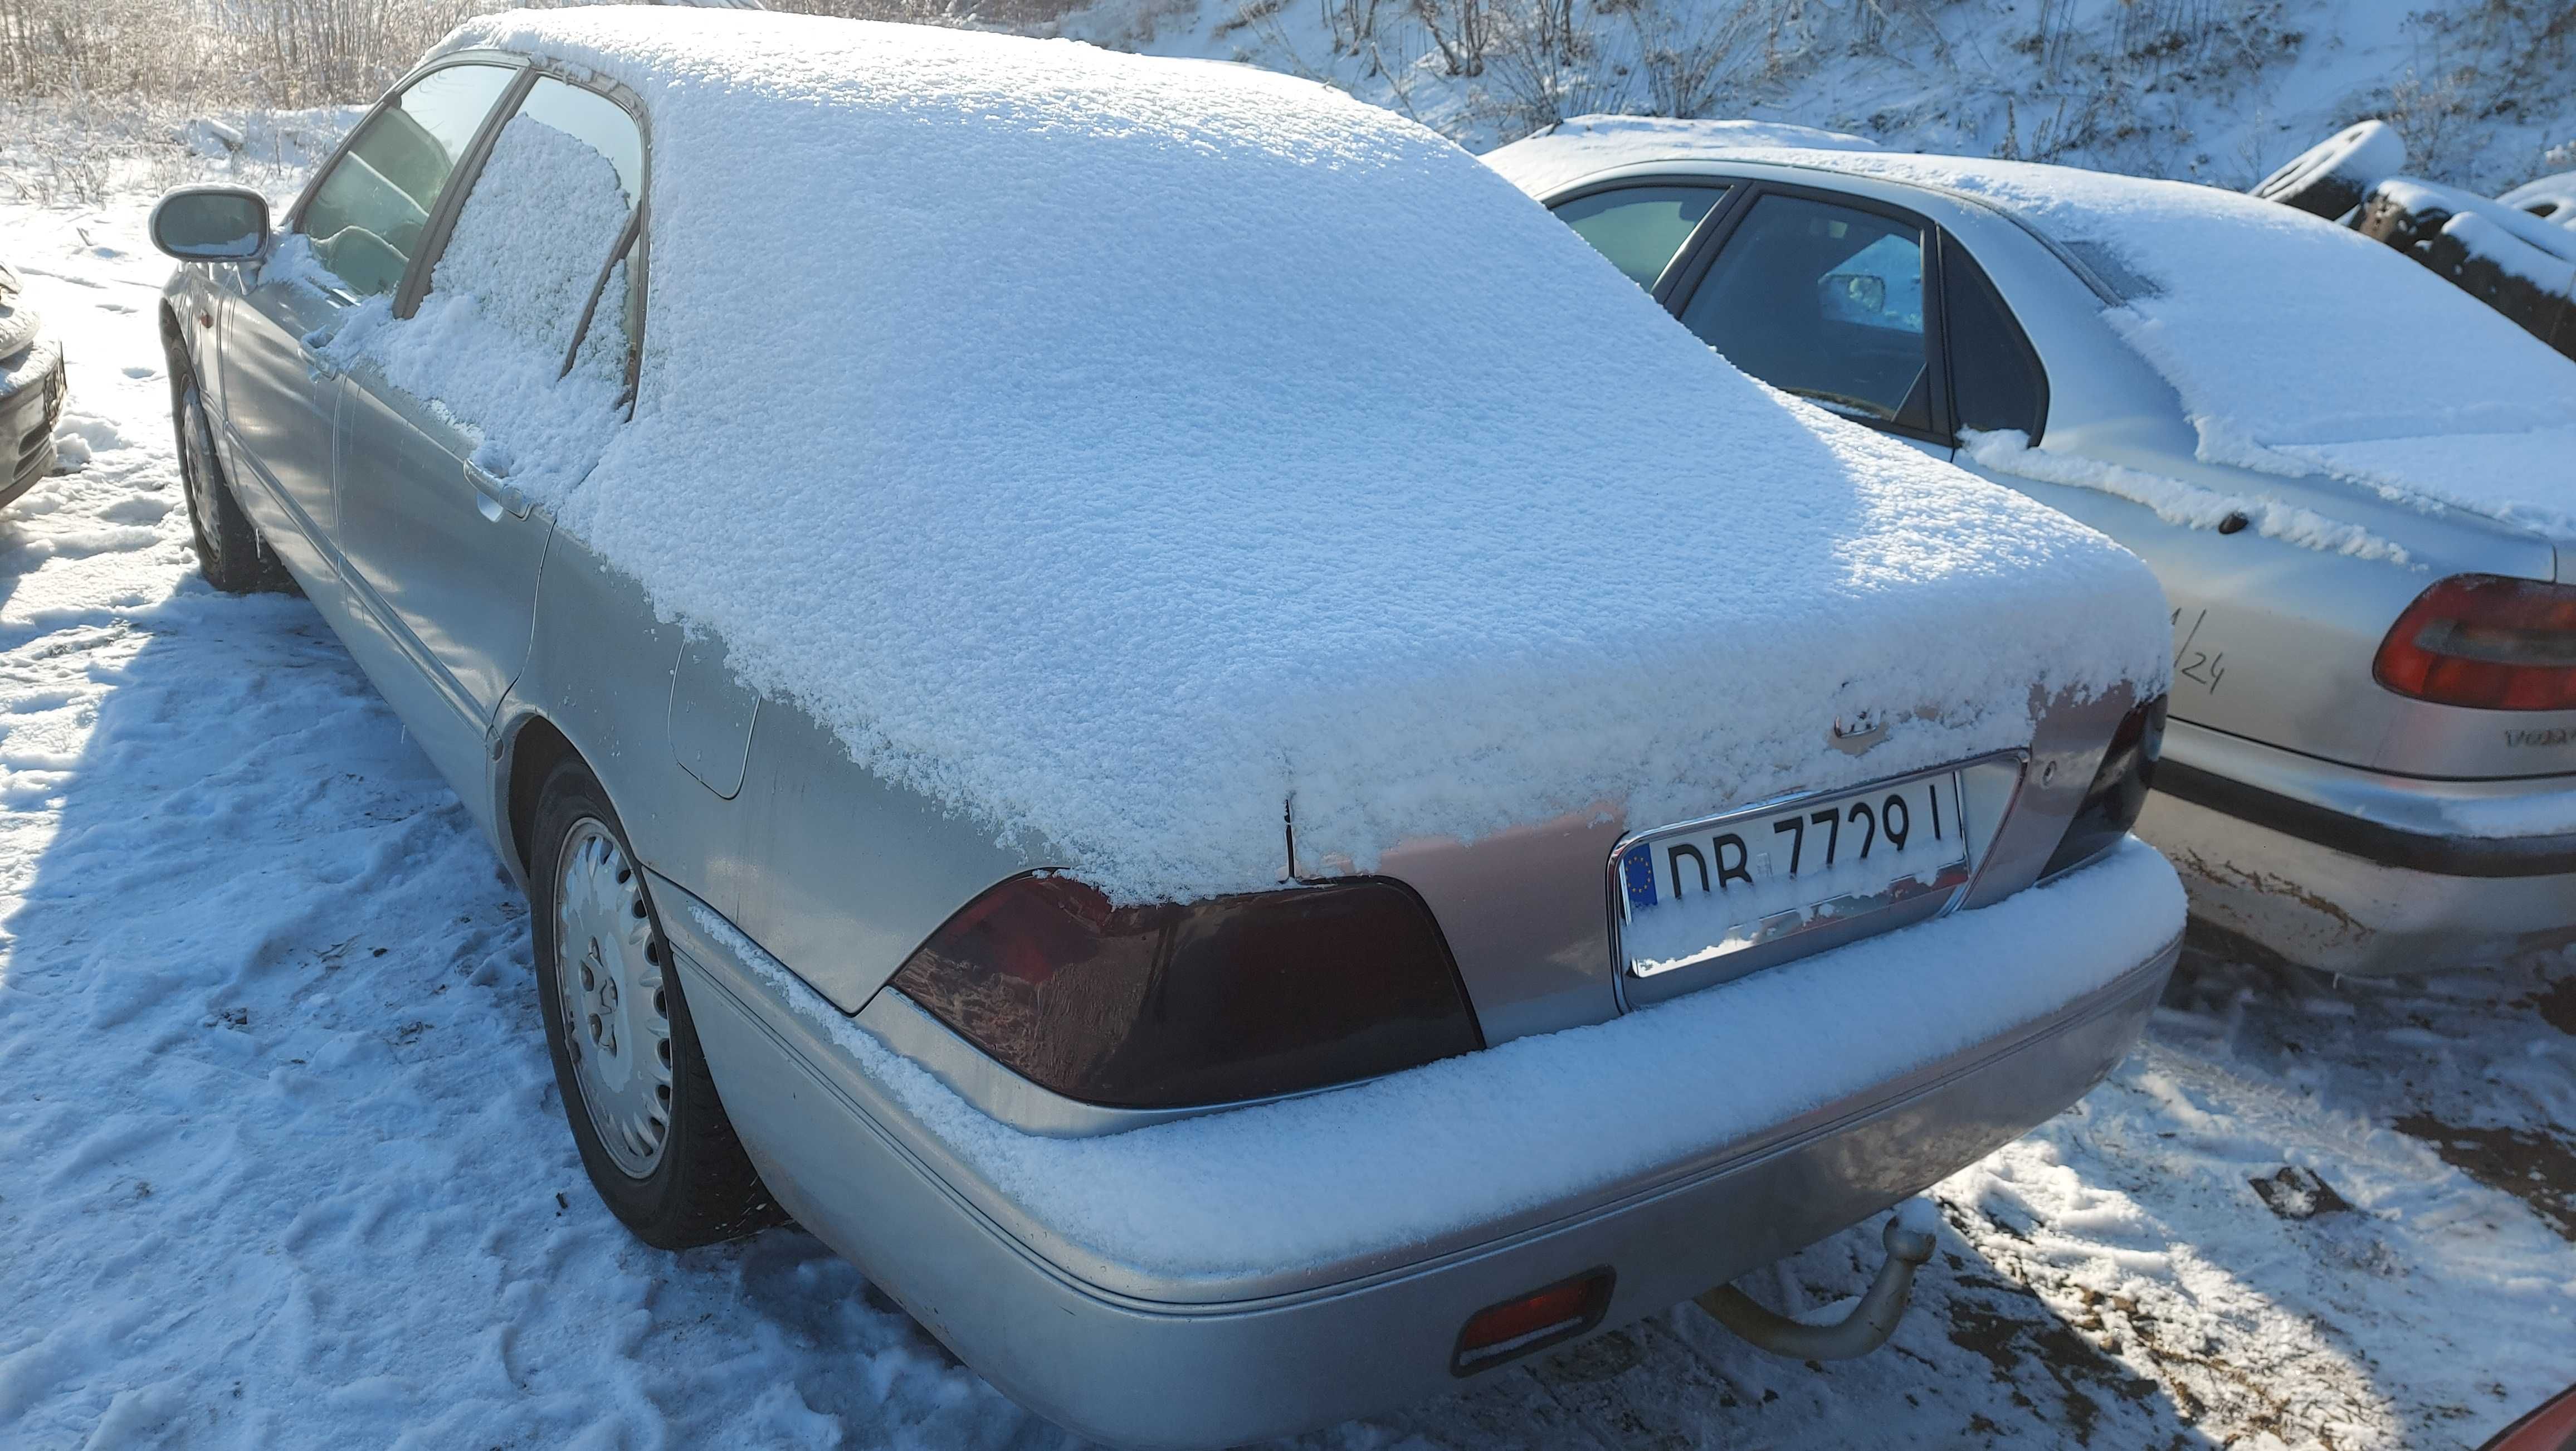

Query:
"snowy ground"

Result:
[[2, 190, 2572, 1450]]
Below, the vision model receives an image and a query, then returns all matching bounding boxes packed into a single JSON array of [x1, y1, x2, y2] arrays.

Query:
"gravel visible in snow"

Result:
[[1, 169, 2569, 1451], [408, 10, 2168, 908]]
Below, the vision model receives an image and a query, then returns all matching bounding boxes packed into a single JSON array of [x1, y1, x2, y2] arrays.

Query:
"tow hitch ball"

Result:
[[1696, 1200, 1941, 1360]]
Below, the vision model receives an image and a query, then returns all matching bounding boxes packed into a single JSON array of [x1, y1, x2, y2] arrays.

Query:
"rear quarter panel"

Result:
[[1928, 194, 2573, 780], [497, 528, 1036, 1014]]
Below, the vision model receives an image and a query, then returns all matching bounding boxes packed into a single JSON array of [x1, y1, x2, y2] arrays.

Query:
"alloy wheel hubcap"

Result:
[[554, 818, 674, 1178]]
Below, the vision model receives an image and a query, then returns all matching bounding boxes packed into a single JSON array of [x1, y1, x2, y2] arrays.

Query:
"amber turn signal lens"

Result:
[[1451, 1268, 1616, 1375]]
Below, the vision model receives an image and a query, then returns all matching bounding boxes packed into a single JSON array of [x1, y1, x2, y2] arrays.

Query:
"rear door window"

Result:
[[1676, 193, 1933, 431], [423, 75, 647, 387], [1940, 241, 2049, 442], [1550, 185, 1728, 290], [299, 62, 516, 298]]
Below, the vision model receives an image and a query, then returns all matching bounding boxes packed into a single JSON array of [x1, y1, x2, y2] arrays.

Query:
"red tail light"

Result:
[[887, 872, 1483, 1109], [2374, 574, 2576, 712]]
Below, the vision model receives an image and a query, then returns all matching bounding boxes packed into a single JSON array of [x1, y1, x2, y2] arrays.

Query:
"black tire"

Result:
[[173, 380, 298, 595], [2353, 176, 2461, 253], [530, 756, 782, 1249], [2252, 119, 2405, 221]]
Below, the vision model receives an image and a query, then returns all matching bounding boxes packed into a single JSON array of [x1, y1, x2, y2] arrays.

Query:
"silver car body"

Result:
[[1489, 136, 2576, 976], [158, 46, 2178, 1447]]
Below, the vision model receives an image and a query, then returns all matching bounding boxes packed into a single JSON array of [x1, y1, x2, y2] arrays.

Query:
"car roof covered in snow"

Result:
[[1487, 118, 2576, 539], [419, 12, 2165, 901]]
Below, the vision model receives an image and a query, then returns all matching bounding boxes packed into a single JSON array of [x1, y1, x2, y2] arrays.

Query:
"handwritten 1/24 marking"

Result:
[[2170, 606, 2226, 696]]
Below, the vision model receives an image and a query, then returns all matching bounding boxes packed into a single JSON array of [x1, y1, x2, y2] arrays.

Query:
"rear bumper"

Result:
[[664, 851, 2179, 1448], [2144, 720, 2576, 973]]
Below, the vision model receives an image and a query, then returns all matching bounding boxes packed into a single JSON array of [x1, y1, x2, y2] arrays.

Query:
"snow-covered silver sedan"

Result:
[[149, 15, 2179, 1445], [1492, 120, 2576, 976]]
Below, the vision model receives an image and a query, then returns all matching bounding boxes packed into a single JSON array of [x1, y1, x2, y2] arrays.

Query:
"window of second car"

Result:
[[1677, 193, 1932, 430], [1941, 242, 2047, 442], [423, 76, 646, 383], [299, 63, 516, 298], [1550, 185, 1727, 290]]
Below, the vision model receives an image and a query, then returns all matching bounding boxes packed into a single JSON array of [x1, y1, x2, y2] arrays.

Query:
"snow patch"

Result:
[[1477, 113, 1881, 196], [1962, 430, 2411, 565]]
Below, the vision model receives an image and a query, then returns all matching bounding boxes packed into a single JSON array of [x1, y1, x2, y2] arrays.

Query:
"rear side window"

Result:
[[1679, 193, 1932, 430], [1941, 242, 2048, 442], [1551, 185, 1728, 290], [427, 75, 647, 384], [300, 63, 516, 297]]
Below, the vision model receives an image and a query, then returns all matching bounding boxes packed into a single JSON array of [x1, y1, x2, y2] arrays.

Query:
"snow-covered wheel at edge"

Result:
[[2250, 119, 2406, 221], [532, 756, 781, 1249], [172, 377, 296, 594]]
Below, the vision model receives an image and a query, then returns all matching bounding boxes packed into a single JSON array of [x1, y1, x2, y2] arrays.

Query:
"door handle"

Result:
[[300, 322, 343, 382], [464, 460, 529, 519]]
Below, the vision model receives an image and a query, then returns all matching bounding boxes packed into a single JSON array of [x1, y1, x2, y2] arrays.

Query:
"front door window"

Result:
[[297, 62, 517, 297]]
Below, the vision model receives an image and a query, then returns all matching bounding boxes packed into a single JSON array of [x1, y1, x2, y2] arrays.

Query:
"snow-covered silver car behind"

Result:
[[1491, 120, 2576, 977], [149, 14, 2181, 1445]]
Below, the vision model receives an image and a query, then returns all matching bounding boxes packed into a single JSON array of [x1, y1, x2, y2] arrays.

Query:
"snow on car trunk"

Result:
[[421, 13, 2168, 903]]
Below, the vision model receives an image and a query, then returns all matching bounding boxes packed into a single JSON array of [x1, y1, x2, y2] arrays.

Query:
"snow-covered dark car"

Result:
[[1492, 119, 2576, 977], [149, 14, 2181, 1445], [0, 259, 68, 507]]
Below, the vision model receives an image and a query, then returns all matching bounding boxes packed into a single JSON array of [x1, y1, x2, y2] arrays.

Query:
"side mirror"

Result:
[[148, 185, 270, 261]]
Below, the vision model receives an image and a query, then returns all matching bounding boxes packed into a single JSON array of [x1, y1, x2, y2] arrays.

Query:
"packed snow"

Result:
[[720, 839, 2178, 1280], [378, 9, 2171, 907], [2, 148, 2574, 1451]]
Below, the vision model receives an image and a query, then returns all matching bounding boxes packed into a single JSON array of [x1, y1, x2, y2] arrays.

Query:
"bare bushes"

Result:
[[1238, 0, 1846, 137], [0, 0, 491, 107]]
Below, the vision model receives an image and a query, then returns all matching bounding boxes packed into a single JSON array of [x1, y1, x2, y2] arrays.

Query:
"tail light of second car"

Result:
[[2374, 573, 2576, 712]]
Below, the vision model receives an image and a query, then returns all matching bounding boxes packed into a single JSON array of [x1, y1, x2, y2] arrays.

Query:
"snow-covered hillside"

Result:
[[1052, 0, 2575, 189]]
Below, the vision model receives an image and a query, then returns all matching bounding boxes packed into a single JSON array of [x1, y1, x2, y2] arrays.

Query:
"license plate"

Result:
[[1614, 770, 1970, 978]]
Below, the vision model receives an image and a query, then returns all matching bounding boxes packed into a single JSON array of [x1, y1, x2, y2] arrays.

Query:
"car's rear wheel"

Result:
[[173, 381, 296, 595], [531, 756, 781, 1249]]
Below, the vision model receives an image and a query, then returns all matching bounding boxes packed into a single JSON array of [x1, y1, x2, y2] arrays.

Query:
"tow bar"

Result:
[[1696, 1200, 1941, 1360]]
